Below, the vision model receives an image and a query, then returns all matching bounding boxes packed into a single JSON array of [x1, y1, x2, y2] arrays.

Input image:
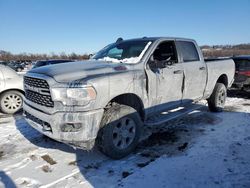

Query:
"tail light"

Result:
[[238, 71, 250, 77]]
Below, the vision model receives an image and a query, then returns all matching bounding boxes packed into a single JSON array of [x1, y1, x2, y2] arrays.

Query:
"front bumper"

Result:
[[23, 102, 104, 150]]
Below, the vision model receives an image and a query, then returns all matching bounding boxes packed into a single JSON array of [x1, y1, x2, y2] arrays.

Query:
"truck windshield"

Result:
[[92, 40, 152, 64]]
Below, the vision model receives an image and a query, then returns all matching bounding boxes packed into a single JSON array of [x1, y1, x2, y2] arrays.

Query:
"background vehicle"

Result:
[[8, 61, 25, 72], [23, 37, 235, 159], [0, 61, 24, 72], [0, 61, 8, 66], [0, 65, 24, 114], [232, 55, 250, 92], [32, 59, 73, 69]]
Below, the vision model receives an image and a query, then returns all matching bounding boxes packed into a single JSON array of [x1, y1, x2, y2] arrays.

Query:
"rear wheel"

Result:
[[0, 91, 23, 114], [97, 103, 142, 159], [207, 83, 227, 112]]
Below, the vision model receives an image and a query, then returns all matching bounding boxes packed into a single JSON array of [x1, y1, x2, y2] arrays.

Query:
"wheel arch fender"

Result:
[[216, 74, 228, 88], [0, 88, 24, 97], [106, 93, 145, 121]]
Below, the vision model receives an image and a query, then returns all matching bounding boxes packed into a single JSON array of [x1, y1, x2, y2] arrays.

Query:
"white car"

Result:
[[0, 65, 24, 114]]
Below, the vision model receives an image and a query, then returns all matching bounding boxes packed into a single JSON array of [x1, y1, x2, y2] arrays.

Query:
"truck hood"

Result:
[[28, 60, 128, 82]]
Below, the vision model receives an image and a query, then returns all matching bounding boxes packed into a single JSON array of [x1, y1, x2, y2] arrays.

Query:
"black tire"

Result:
[[0, 90, 23, 114], [97, 103, 142, 159], [207, 83, 227, 112]]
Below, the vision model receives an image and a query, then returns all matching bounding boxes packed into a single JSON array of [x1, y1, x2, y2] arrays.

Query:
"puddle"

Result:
[[140, 131, 178, 147]]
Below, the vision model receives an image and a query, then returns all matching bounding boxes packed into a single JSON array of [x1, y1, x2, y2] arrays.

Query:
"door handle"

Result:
[[199, 67, 206, 70], [173, 70, 183, 74]]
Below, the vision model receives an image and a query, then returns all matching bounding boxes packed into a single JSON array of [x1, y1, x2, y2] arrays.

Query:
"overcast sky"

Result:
[[0, 0, 250, 54]]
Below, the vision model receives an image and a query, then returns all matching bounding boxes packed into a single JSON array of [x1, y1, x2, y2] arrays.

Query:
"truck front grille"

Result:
[[24, 76, 54, 107], [24, 76, 49, 89], [25, 90, 54, 107]]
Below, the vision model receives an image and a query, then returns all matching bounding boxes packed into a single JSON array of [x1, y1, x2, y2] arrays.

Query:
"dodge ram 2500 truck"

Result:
[[23, 37, 235, 159]]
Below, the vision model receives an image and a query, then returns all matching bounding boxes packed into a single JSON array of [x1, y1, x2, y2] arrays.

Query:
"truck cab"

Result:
[[145, 39, 208, 113]]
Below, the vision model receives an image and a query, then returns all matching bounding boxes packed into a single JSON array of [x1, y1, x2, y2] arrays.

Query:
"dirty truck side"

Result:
[[23, 37, 235, 159]]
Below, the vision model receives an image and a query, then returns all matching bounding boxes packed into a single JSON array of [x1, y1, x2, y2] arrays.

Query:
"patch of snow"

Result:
[[121, 97, 250, 188], [0, 96, 249, 187], [15, 177, 42, 187]]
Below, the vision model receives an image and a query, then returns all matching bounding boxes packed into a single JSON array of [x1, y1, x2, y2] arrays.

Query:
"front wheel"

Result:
[[0, 91, 23, 114], [97, 103, 142, 159], [207, 83, 227, 112]]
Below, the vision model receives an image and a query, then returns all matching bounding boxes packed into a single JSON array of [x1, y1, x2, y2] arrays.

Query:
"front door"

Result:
[[146, 41, 184, 113]]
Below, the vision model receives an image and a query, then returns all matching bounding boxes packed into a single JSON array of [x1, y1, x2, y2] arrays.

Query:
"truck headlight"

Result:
[[51, 86, 96, 106]]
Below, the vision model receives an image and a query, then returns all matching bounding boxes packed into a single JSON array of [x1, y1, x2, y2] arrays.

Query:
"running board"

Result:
[[145, 103, 204, 126]]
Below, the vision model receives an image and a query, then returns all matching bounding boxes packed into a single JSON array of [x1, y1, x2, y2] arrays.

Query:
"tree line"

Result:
[[1, 43, 250, 61], [0, 51, 90, 62], [201, 43, 250, 58]]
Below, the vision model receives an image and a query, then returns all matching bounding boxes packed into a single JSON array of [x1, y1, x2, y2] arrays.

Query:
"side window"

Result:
[[153, 41, 178, 63], [177, 41, 200, 62]]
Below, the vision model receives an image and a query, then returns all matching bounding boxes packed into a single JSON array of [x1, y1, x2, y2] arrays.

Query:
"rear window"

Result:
[[177, 41, 200, 62]]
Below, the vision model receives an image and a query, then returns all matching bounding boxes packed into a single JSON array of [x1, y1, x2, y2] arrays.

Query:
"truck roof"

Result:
[[120, 37, 195, 42]]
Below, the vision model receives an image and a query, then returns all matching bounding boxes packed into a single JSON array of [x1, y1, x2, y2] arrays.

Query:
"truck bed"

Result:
[[204, 58, 235, 98]]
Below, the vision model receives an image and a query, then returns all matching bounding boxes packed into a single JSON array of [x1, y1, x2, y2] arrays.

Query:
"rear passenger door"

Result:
[[176, 40, 207, 102]]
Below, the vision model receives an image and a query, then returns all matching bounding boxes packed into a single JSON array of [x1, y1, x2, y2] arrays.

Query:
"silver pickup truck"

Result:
[[23, 37, 235, 159]]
